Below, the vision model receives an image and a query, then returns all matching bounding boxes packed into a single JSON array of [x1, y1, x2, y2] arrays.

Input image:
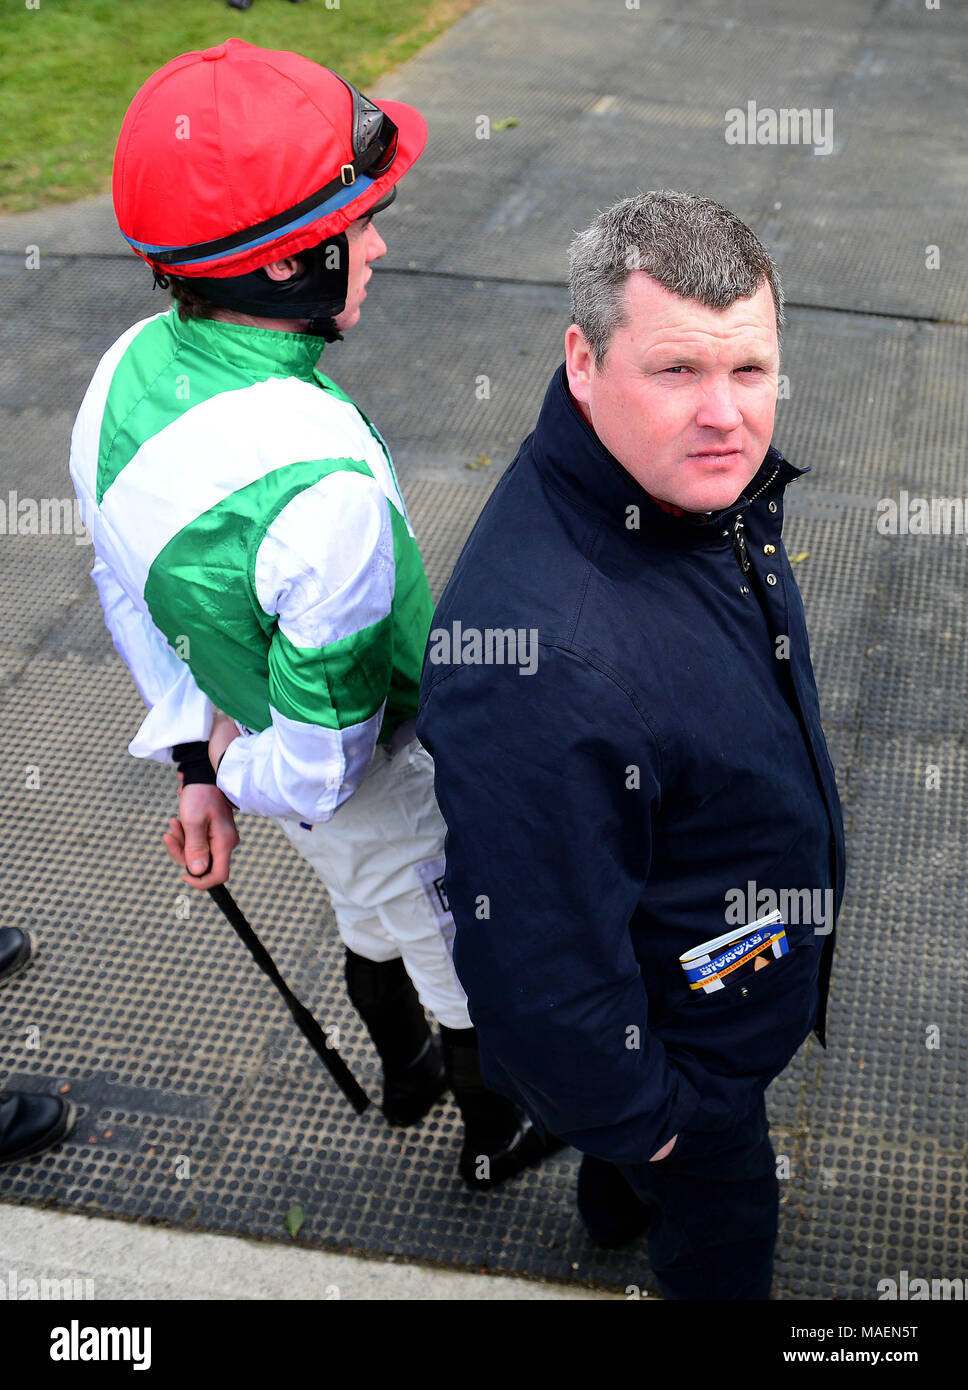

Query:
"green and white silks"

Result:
[[70, 309, 433, 822]]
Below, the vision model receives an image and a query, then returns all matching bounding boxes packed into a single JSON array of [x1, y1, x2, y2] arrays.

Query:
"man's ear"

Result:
[[262, 257, 303, 282], [565, 323, 595, 406]]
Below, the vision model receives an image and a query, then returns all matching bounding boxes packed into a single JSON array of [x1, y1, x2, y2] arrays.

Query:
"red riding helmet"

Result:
[[113, 38, 427, 331]]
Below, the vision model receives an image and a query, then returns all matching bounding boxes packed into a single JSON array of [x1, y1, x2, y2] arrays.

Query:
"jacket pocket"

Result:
[[683, 930, 805, 1010], [655, 932, 823, 1080]]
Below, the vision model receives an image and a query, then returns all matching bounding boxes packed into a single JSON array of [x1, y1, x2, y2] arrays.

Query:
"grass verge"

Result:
[[0, 0, 476, 213]]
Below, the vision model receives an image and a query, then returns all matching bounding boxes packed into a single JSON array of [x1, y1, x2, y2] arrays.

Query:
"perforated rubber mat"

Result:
[[1, 0, 966, 1298]]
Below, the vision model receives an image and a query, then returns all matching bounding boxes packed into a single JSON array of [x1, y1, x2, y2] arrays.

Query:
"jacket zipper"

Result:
[[726, 467, 778, 581], [744, 466, 779, 507], [731, 513, 751, 574]]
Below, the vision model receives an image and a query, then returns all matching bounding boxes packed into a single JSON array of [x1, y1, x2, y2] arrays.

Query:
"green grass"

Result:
[[0, 0, 474, 214]]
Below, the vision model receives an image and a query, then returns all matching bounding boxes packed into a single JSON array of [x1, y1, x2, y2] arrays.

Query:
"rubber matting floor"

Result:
[[0, 0, 965, 1298]]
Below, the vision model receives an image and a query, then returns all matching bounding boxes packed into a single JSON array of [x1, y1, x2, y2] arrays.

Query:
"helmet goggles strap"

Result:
[[150, 78, 398, 271]]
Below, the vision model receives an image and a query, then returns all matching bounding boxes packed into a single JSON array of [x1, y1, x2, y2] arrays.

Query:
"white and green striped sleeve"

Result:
[[68, 319, 216, 762], [215, 469, 396, 822], [91, 555, 215, 760]]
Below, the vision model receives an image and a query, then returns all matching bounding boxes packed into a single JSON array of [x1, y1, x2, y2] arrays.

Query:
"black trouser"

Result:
[[589, 1091, 779, 1300]]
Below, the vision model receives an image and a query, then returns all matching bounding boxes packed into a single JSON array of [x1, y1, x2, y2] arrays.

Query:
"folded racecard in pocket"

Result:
[[680, 910, 788, 995]]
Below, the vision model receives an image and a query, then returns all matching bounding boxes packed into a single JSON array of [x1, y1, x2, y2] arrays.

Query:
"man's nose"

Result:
[[694, 376, 743, 433], [365, 223, 388, 261]]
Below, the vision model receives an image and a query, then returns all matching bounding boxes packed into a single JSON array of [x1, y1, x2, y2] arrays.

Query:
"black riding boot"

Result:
[[440, 1025, 564, 1189], [0, 1092, 77, 1165], [344, 949, 446, 1125]]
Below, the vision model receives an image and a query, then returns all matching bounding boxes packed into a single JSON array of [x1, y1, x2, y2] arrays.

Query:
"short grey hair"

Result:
[[568, 190, 784, 363]]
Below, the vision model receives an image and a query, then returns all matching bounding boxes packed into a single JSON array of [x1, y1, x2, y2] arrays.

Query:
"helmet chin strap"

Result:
[[162, 234, 350, 340], [306, 315, 344, 344]]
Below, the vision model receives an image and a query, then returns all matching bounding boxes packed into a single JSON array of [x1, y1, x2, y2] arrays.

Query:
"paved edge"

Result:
[[0, 1202, 626, 1301]]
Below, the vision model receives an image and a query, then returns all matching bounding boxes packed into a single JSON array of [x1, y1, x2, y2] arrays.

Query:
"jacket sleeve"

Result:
[[91, 556, 215, 762], [417, 644, 702, 1166], [215, 470, 395, 822]]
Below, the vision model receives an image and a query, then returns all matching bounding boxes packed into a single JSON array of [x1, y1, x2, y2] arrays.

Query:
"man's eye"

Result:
[[663, 366, 687, 374], [736, 365, 761, 373]]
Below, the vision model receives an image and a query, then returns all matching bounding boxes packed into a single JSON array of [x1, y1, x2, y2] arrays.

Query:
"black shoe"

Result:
[[382, 1034, 447, 1127], [0, 928, 32, 986], [577, 1152, 655, 1248], [0, 1092, 77, 1166], [440, 1024, 564, 1189], [227, 0, 253, 10], [459, 1112, 565, 1190]]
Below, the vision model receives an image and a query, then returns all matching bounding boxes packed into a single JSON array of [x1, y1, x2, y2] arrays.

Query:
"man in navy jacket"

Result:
[[417, 191, 845, 1299]]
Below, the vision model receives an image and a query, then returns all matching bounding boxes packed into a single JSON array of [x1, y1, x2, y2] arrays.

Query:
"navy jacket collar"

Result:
[[530, 362, 805, 542]]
